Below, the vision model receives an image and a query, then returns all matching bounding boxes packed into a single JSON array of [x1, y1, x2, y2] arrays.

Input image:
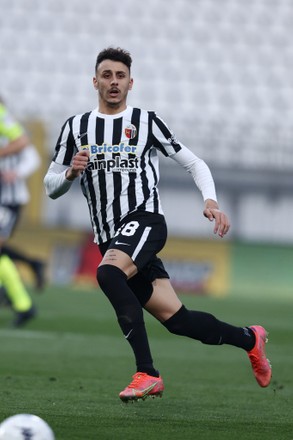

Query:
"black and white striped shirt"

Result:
[[44, 106, 217, 244]]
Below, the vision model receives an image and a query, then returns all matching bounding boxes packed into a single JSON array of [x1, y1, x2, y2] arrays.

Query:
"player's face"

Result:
[[93, 60, 133, 114]]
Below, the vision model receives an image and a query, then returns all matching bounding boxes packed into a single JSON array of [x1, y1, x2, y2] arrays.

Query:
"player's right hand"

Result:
[[66, 150, 90, 180]]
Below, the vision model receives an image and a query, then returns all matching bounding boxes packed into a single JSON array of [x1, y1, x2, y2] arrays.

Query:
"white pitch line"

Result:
[[0, 329, 55, 339], [0, 329, 95, 341]]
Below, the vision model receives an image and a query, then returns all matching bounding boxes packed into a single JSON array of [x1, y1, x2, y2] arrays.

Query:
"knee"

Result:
[[96, 265, 109, 289], [96, 264, 127, 291], [163, 305, 188, 336]]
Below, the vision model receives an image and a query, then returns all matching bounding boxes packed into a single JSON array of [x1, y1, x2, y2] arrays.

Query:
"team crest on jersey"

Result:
[[125, 124, 137, 139]]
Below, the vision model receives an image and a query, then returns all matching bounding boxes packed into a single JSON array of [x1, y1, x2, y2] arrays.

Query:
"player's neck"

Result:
[[98, 101, 127, 115]]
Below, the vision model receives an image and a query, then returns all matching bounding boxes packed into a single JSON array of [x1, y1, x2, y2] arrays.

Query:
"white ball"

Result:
[[0, 414, 55, 440]]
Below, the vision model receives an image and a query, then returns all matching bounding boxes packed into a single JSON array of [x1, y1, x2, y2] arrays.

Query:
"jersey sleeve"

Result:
[[151, 112, 217, 202], [151, 112, 182, 156], [44, 117, 77, 199], [0, 103, 25, 141], [44, 161, 73, 199], [52, 117, 77, 166]]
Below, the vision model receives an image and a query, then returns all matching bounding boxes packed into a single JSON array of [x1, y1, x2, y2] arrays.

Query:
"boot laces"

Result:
[[128, 372, 148, 389]]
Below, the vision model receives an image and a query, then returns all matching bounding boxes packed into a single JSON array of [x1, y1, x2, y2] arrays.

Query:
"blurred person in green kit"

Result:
[[0, 98, 45, 326]]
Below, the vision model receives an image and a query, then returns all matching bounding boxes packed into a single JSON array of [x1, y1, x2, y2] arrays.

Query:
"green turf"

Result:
[[0, 286, 292, 440]]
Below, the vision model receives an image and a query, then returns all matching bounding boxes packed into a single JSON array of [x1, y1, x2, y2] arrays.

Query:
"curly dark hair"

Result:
[[95, 47, 132, 73]]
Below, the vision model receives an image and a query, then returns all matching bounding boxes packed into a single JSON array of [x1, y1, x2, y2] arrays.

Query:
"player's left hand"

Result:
[[203, 199, 230, 238]]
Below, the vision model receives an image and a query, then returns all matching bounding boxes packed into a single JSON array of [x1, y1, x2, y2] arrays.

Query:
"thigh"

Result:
[[144, 278, 182, 322], [99, 248, 137, 278], [99, 215, 170, 301], [107, 212, 167, 270], [127, 256, 170, 306]]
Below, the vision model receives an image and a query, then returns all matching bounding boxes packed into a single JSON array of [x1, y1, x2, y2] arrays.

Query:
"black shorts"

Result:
[[0, 205, 21, 240], [98, 211, 170, 306]]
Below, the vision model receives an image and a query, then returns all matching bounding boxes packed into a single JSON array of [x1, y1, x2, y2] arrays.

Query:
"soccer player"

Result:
[[0, 99, 44, 326], [44, 47, 272, 402]]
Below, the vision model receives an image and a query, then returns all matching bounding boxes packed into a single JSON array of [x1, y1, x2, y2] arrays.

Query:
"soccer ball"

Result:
[[0, 414, 55, 440]]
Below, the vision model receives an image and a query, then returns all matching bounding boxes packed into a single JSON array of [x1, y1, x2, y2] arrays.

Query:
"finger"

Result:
[[223, 222, 230, 236], [72, 160, 86, 170], [74, 156, 88, 166], [210, 211, 225, 236], [217, 215, 230, 237], [203, 208, 214, 221], [204, 208, 230, 237], [72, 151, 90, 166], [78, 149, 90, 158], [213, 213, 221, 235]]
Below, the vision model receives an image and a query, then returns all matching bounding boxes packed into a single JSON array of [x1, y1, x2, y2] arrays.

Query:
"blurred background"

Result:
[[1, 0, 293, 297]]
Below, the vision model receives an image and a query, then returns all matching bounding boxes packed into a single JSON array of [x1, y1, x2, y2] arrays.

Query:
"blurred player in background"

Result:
[[0, 98, 45, 326], [44, 47, 272, 401]]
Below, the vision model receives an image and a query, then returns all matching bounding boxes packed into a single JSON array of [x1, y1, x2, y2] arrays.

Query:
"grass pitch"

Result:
[[0, 285, 292, 440]]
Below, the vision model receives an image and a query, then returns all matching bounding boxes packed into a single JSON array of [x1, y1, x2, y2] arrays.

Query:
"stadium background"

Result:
[[1, 0, 293, 298]]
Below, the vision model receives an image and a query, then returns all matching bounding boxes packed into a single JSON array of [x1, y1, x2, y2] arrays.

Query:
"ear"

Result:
[[128, 78, 134, 91], [93, 77, 98, 90]]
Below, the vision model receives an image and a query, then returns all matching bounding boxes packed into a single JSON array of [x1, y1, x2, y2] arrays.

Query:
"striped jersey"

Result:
[[0, 103, 30, 205], [50, 105, 216, 244]]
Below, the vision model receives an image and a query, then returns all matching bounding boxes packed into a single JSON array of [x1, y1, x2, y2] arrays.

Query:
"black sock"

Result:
[[218, 322, 255, 351], [97, 265, 158, 376], [163, 305, 255, 351], [2, 245, 32, 265]]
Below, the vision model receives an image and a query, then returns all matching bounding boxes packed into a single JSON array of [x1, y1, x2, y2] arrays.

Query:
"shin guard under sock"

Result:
[[163, 305, 255, 350], [97, 264, 158, 375], [0, 255, 32, 312]]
